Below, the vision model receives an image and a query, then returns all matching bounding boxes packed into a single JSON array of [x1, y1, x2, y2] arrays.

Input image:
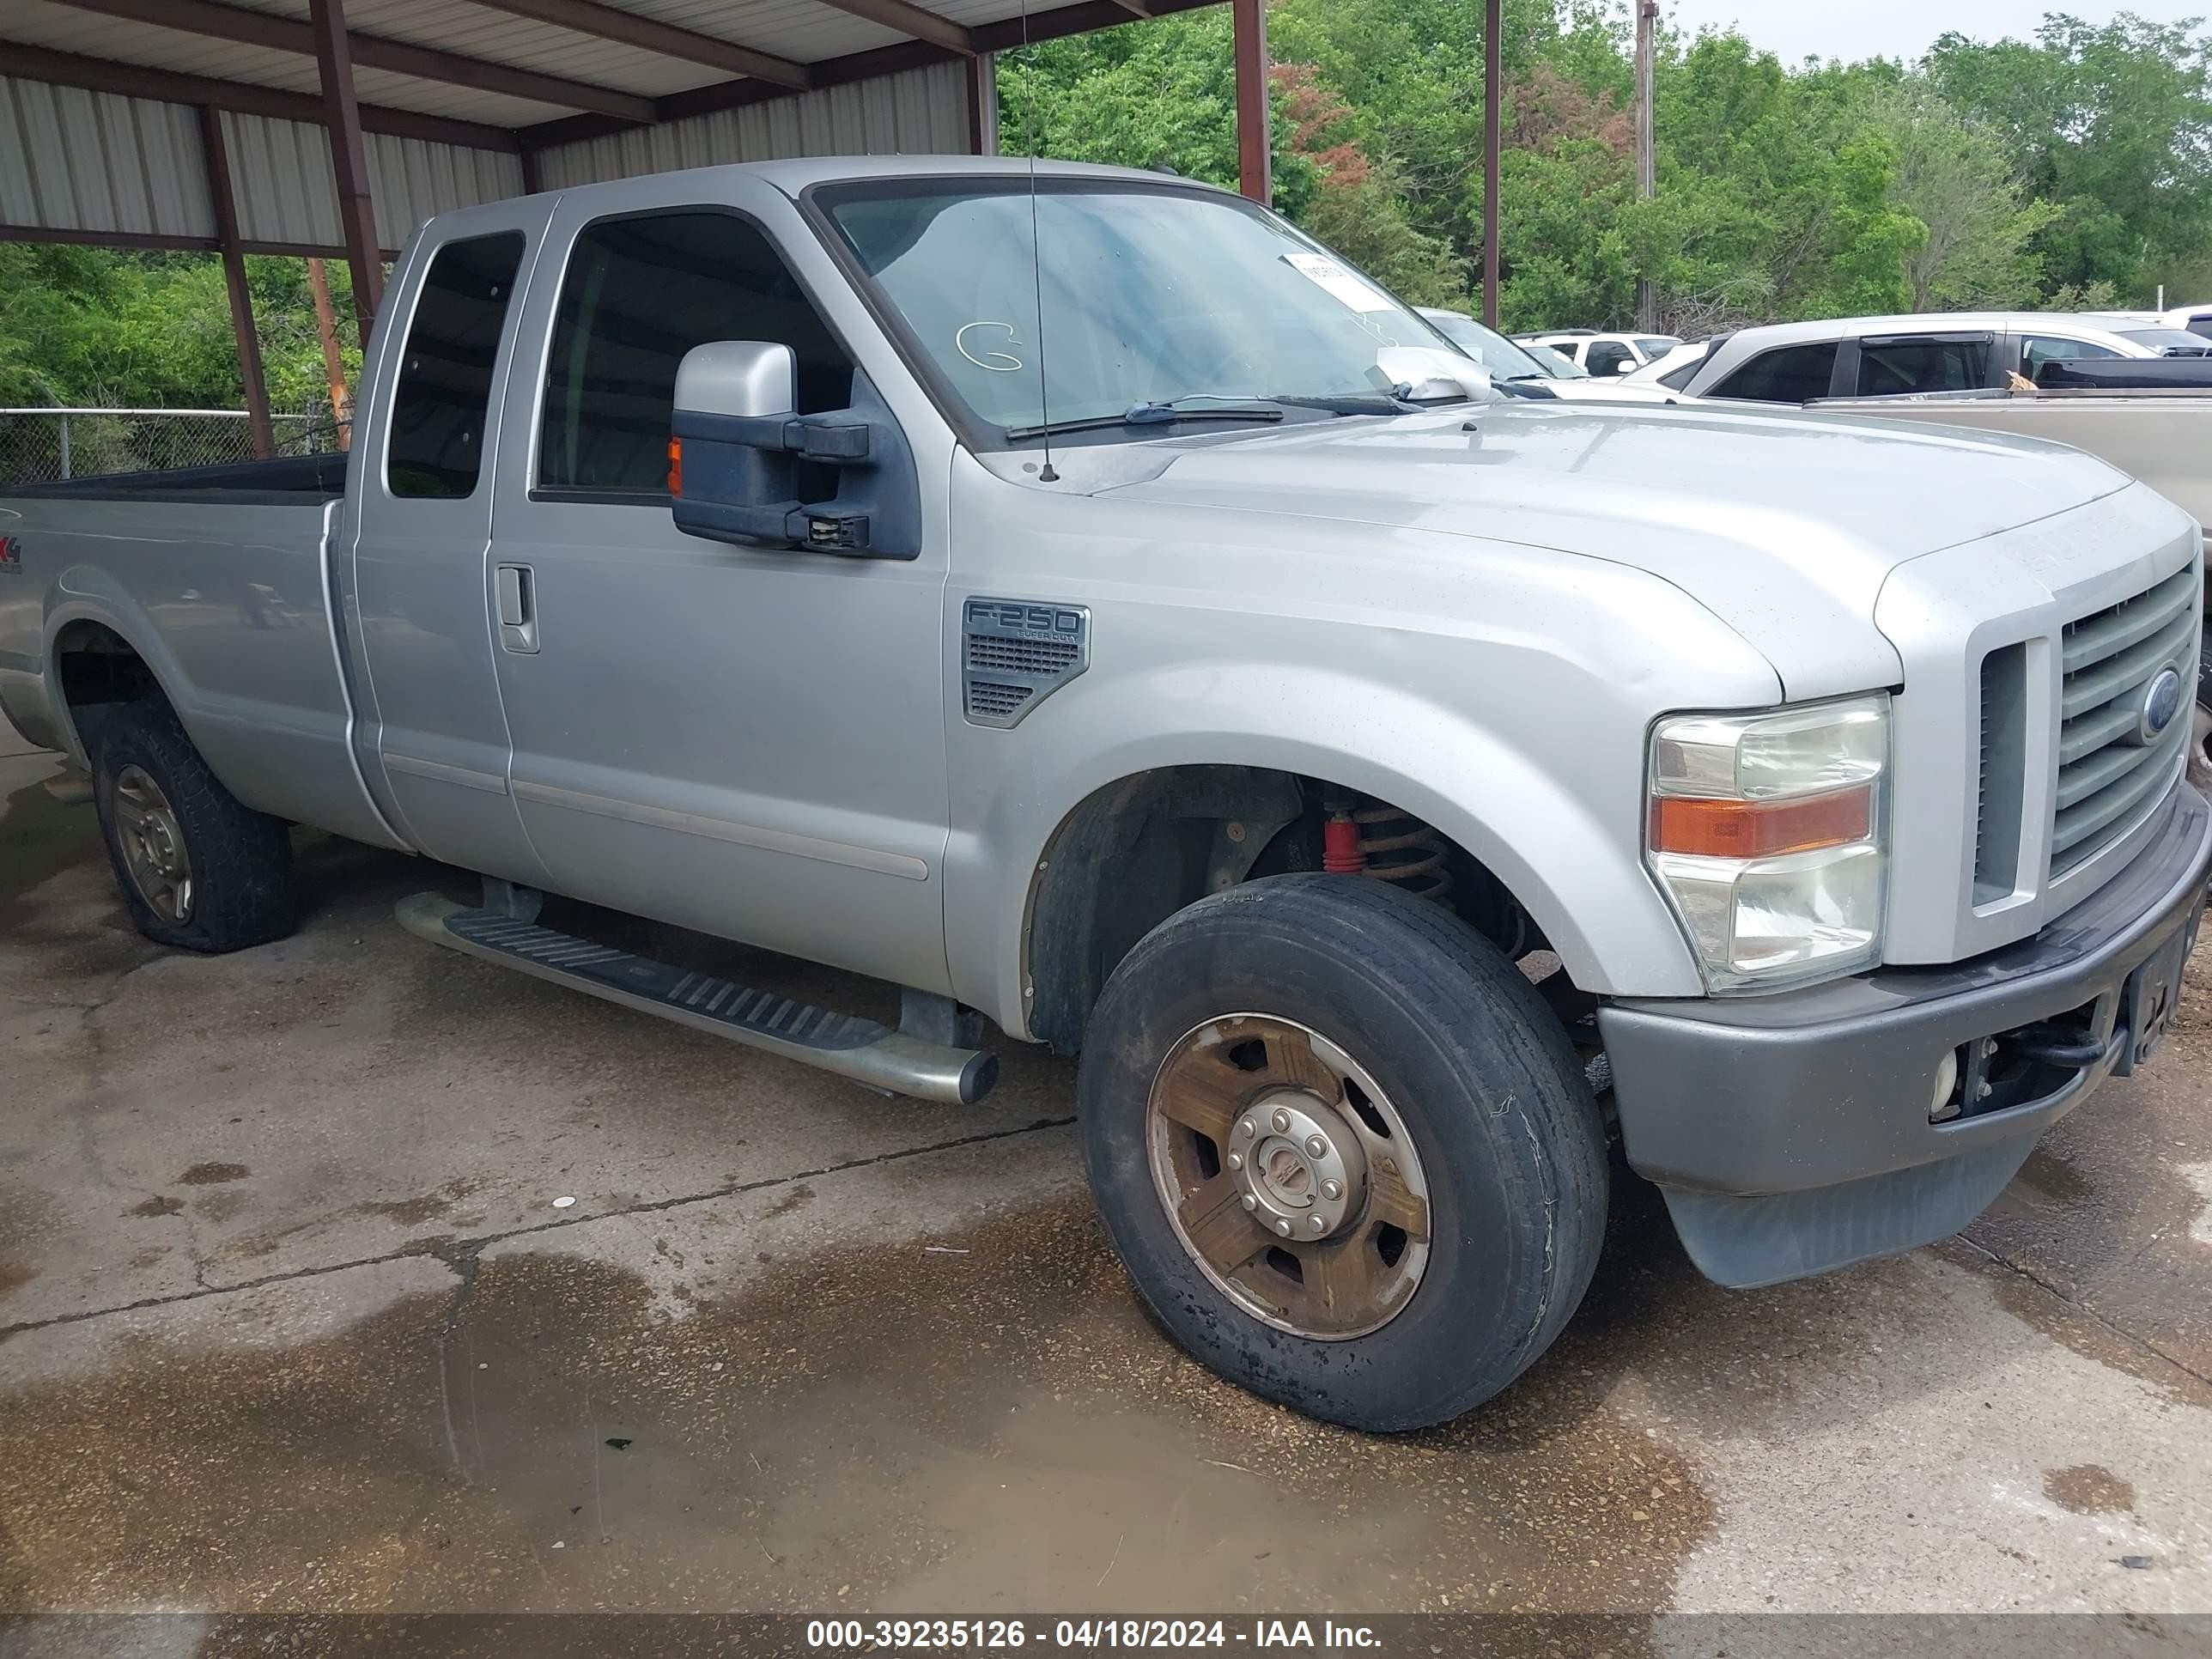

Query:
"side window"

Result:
[[1709, 342, 1838, 403], [386, 232, 525, 500], [1544, 339, 1580, 366], [2021, 335, 2122, 380], [2189, 315, 2212, 341], [1656, 356, 1703, 391], [538, 210, 854, 496], [1856, 336, 1989, 396], [1584, 340, 1634, 376]]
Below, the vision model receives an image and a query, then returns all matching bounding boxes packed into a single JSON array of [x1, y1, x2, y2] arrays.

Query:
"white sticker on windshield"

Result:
[[1282, 252, 1395, 313]]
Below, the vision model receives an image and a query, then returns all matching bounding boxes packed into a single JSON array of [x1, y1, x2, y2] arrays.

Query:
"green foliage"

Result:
[[0, 243, 358, 416], [1003, 1, 2212, 333]]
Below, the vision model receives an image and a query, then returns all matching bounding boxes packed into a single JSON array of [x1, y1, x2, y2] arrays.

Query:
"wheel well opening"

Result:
[[1024, 765, 1572, 1056], [54, 621, 161, 755]]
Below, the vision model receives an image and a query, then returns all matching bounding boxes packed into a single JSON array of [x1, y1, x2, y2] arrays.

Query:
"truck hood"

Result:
[[1081, 399, 2133, 698]]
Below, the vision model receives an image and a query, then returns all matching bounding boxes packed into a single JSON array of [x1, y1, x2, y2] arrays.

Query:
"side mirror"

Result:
[[669, 341, 920, 561], [1376, 345, 1492, 402]]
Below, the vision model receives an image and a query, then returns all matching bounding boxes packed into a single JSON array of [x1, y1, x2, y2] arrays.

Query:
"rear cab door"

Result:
[[342, 198, 555, 886]]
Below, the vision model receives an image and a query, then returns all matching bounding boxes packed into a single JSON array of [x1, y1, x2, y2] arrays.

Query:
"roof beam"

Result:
[[460, 0, 812, 90], [45, 0, 654, 121], [8, 42, 521, 149], [804, 0, 974, 55], [521, 0, 1222, 152]]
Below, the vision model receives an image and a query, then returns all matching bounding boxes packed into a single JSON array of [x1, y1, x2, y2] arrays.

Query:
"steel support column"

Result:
[[198, 106, 274, 459], [1232, 0, 1270, 205], [966, 51, 997, 155], [1482, 0, 1501, 326], [308, 0, 385, 348]]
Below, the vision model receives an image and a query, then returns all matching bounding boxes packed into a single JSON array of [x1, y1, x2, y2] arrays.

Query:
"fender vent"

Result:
[[962, 597, 1090, 729]]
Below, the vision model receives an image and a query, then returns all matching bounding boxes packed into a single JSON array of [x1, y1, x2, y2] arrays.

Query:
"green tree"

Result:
[[1927, 13, 2212, 301]]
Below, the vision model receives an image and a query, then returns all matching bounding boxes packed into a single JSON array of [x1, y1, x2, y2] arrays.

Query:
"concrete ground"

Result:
[[3, 714, 2210, 1629]]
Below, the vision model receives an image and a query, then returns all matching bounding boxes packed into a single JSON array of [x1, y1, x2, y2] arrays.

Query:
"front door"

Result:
[[483, 185, 953, 993], [345, 204, 551, 887]]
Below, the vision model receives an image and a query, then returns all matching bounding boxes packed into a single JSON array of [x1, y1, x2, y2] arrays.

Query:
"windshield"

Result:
[[2118, 327, 2212, 357], [816, 179, 1454, 438], [1419, 309, 1555, 379]]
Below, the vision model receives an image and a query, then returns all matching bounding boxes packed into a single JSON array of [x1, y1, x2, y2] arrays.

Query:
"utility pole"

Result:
[[1483, 0, 1501, 327], [1634, 0, 1657, 332]]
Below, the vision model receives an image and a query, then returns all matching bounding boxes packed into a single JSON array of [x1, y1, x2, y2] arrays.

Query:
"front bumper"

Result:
[[1597, 781, 2212, 1288]]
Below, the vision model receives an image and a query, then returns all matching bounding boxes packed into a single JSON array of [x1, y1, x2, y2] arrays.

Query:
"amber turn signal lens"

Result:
[[1650, 786, 1873, 860], [665, 437, 683, 497]]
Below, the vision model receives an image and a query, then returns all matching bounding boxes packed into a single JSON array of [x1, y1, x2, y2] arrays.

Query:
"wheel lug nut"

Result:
[[1310, 1214, 1327, 1233], [1305, 1134, 1328, 1158], [1240, 1194, 1258, 1212], [1237, 1116, 1255, 1139], [1226, 1152, 1243, 1171], [1321, 1179, 1342, 1201], [1274, 1218, 1292, 1237], [1272, 1107, 1291, 1133]]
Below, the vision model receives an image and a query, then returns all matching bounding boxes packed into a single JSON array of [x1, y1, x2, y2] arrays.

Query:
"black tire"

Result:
[[1078, 873, 1607, 1431], [91, 698, 295, 952]]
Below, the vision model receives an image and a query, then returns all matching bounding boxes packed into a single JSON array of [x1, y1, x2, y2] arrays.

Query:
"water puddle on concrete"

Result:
[[0, 1196, 1711, 1620]]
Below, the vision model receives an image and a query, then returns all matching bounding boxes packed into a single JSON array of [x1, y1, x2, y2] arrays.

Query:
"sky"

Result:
[[1660, 0, 2207, 64]]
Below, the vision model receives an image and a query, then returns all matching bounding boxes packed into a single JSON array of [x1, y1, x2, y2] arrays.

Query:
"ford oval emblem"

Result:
[[2139, 666, 2184, 744]]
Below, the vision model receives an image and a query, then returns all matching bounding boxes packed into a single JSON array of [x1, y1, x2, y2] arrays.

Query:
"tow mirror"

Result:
[[1376, 345, 1492, 403], [669, 340, 920, 561]]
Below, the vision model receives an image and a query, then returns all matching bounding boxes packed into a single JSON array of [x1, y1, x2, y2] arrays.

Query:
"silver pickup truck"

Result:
[[3, 157, 2208, 1432]]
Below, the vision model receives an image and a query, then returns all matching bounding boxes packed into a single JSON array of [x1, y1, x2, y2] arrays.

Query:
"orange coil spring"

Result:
[[1352, 806, 1454, 904]]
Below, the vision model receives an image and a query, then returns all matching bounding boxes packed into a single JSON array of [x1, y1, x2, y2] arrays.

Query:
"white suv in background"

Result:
[[1513, 329, 1683, 378], [1636, 311, 2212, 402]]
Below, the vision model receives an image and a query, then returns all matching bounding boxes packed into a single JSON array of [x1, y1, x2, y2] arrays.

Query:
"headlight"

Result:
[[1645, 694, 1889, 992]]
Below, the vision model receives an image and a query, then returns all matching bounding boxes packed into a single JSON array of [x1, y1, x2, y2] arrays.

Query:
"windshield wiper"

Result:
[[1006, 399, 1287, 440]]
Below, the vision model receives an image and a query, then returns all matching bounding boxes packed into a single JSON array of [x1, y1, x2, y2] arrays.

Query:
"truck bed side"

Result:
[[0, 488, 407, 852]]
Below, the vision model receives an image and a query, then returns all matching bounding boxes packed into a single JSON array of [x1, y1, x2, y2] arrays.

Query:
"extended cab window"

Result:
[[1709, 342, 1837, 403], [386, 233, 525, 500], [538, 211, 853, 496], [1856, 335, 1989, 396]]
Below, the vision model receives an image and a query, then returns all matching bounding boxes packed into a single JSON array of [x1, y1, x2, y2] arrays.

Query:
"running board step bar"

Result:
[[397, 893, 999, 1105]]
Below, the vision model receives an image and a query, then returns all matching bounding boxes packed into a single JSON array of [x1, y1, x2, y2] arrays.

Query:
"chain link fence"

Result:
[[0, 408, 351, 486]]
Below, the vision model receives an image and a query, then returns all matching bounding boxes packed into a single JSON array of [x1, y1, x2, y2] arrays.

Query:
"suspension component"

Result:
[[1322, 800, 1368, 873], [1352, 804, 1455, 904]]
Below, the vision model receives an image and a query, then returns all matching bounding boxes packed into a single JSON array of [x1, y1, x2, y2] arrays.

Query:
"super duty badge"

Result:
[[960, 597, 1090, 730]]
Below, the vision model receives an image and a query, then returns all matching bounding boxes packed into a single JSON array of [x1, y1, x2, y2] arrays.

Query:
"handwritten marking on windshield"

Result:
[[957, 321, 1026, 373]]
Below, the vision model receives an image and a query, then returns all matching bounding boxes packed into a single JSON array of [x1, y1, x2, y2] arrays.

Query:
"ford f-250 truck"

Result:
[[3, 158, 2207, 1432]]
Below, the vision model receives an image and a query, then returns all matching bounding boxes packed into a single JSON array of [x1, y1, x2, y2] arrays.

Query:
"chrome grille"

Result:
[[2051, 565, 2197, 875]]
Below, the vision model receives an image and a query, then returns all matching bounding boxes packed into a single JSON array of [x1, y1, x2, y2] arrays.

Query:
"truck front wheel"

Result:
[[91, 699, 295, 952], [1078, 874, 1607, 1431]]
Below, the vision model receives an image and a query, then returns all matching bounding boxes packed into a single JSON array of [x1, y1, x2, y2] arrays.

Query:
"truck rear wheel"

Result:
[[1077, 873, 1607, 1431], [91, 699, 295, 952]]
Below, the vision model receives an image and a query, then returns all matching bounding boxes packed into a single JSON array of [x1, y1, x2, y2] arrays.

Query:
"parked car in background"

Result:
[[1514, 329, 1682, 376], [2161, 302, 2212, 340], [1420, 310, 1680, 403], [1661, 313, 2212, 405]]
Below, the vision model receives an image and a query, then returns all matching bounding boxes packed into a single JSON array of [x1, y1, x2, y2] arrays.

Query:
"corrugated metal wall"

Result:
[[219, 112, 524, 251], [534, 60, 973, 190], [0, 77, 520, 253], [3, 60, 969, 252], [0, 75, 215, 239]]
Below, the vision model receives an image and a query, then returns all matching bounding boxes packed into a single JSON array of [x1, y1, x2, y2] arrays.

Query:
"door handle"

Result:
[[495, 563, 539, 654]]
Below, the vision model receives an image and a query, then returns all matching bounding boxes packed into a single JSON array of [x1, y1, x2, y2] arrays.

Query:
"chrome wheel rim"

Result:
[[1146, 1013, 1432, 1340], [112, 765, 193, 924]]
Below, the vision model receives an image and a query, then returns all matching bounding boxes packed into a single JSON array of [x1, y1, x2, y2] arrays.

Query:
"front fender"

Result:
[[945, 663, 1732, 1038]]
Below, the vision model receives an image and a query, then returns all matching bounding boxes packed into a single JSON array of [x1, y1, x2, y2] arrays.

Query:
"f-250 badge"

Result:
[[960, 596, 1091, 730]]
